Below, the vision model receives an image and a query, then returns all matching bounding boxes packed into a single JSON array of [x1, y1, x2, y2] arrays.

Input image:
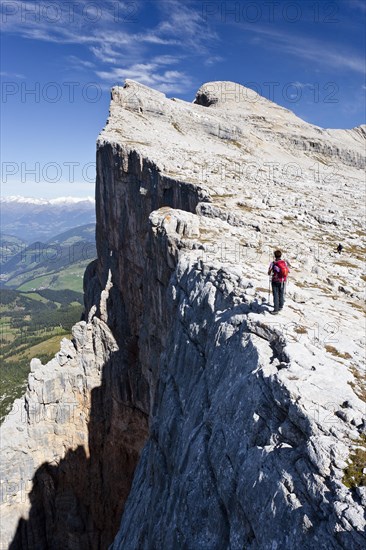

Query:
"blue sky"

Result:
[[1, 0, 365, 198]]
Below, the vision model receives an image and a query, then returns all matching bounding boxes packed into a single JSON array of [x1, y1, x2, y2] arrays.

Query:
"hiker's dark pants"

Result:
[[272, 281, 285, 311]]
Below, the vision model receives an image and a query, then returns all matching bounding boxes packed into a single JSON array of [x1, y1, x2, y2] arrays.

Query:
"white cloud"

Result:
[[90, 44, 119, 65]]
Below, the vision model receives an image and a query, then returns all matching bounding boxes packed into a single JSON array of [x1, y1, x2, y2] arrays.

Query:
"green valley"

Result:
[[0, 288, 85, 421], [0, 222, 96, 422]]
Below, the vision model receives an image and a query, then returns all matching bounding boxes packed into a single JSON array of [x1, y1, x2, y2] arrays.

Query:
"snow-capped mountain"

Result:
[[0, 196, 96, 242], [2, 196, 95, 205]]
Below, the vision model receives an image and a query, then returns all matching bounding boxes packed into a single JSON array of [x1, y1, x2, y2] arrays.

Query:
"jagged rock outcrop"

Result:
[[1, 80, 365, 549]]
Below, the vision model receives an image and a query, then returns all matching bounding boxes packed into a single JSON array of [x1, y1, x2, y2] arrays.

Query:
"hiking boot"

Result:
[[270, 311, 279, 315]]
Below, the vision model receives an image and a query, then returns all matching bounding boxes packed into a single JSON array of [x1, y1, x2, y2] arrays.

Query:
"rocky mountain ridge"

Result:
[[1, 80, 365, 549]]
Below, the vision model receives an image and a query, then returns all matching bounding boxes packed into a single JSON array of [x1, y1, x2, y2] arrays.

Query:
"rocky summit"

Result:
[[1, 80, 365, 549]]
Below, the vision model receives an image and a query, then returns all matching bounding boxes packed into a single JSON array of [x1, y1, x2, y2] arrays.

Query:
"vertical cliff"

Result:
[[1, 80, 365, 549]]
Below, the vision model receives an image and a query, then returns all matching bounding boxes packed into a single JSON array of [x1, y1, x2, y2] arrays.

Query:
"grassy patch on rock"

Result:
[[348, 364, 366, 403], [325, 345, 352, 360], [335, 259, 358, 269], [294, 325, 307, 334], [172, 121, 184, 134], [342, 435, 366, 489], [236, 202, 255, 212], [347, 301, 366, 314]]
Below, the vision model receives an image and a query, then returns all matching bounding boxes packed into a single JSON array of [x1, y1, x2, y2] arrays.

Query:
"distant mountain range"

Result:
[[0, 196, 95, 242], [0, 196, 96, 290], [0, 224, 96, 289]]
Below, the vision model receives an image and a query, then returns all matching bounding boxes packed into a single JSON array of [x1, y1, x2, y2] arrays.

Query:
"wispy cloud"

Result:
[[205, 55, 224, 66], [96, 59, 192, 94], [283, 44, 365, 74], [348, 0, 366, 13], [1, 0, 219, 94], [67, 56, 96, 70], [1, 1, 215, 54], [0, 71, 26, 79], [291, 82, 314, 89], [244, 24, 365, 75]]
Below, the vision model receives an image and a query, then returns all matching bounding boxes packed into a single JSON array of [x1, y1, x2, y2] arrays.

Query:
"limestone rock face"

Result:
[[1, 318, 148, 549], [1, 80, 365, 549]]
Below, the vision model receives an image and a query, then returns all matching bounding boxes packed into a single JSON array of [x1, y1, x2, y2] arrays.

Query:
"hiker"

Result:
[[268, 250, 289, 314], [337, 243, 343, 254]]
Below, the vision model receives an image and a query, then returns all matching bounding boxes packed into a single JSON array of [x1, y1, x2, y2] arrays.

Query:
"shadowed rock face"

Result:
[[1, 80, 365, 549], [2, 318, 149, 550]]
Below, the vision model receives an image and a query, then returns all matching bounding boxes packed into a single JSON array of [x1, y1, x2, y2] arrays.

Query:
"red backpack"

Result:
[[274, 260, 289, 281]]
